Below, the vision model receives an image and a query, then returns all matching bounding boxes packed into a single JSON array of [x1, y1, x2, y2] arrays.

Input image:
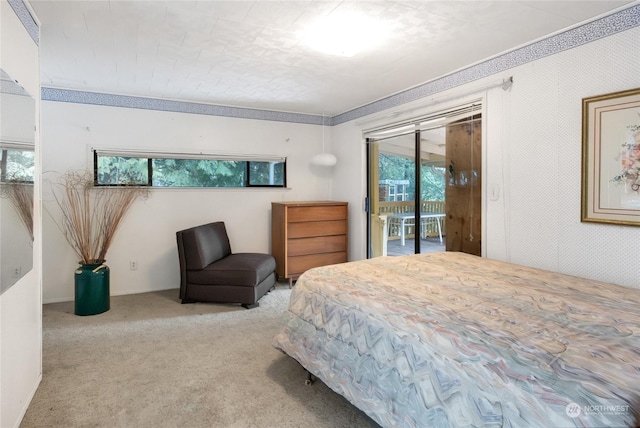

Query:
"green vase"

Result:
[[74, 262, 110, 316]]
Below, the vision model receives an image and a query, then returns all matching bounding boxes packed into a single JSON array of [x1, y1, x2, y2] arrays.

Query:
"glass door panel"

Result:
[[369, 134, 418, 257], [418, 128, 446, 254]]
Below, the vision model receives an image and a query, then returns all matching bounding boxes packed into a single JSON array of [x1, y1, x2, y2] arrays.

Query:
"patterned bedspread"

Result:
[[272, 252, 640, 428]]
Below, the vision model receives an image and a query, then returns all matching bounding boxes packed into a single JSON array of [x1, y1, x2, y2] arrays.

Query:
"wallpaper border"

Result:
[[7, 0, 39, 45], [40, 88, 325, 125]]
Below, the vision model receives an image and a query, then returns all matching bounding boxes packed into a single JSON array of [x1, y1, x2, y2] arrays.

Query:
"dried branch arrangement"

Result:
[[0, 181, 34, 241], [51, 170, 148, 264]]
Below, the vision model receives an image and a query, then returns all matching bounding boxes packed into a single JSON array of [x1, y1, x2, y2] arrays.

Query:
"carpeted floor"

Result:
[[21, 284, 378, 428]]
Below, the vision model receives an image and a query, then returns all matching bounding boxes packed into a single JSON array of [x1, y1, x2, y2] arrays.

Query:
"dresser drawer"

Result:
[[288, 252, 347, 276], [272, 201, 348, 283], [288, 220, 346, 239], [288, 205, 347, 222], [288, 235, 347, 257]]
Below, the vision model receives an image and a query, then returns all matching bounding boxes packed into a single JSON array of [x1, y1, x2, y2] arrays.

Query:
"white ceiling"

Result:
[[30, 0, 634, 116]]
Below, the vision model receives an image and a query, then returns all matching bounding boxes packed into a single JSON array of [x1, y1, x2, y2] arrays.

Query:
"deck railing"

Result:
[[379, 201, 445, 240]]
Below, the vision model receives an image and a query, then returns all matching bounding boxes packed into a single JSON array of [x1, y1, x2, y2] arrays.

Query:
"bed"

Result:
[[272, 252, 640, 428]]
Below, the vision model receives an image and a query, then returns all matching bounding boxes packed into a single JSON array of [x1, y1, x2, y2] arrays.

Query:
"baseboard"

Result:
[[42, 296, 72, 304]]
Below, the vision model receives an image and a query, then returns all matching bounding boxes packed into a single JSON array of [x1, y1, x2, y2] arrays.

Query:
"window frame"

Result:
[[0, 144, 35, 184], [93, 150, 287, 189]]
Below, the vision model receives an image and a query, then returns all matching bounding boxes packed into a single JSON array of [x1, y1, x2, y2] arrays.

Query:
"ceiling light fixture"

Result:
[[302, 13, 388, 57]]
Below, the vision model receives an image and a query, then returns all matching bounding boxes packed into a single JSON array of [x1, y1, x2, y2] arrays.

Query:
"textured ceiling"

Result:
[[30, 0, 634, 116]]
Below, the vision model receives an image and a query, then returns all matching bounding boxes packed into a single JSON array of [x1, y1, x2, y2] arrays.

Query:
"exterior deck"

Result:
[[378, 200, 446, 257], [386, 237, 445, 256]]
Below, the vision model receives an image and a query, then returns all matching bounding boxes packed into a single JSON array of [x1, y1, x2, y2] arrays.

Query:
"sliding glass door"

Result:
[[366, 103, 481, 258]]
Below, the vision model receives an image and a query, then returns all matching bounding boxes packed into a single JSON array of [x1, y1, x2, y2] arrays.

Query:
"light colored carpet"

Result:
[[21, 285, 378, 428]]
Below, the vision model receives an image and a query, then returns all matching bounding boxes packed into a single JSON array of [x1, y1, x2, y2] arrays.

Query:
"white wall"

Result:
[[0, 1, 41, 427], [1, 93, 35, 142], [333, 26, 640, 289], [41, 102, 333, 302]]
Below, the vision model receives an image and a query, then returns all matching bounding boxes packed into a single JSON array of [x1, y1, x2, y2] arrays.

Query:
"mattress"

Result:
[[272, 252, 640, 428]]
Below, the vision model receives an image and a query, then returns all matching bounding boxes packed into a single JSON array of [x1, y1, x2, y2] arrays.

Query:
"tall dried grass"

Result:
[[51, 170, 148, 264], [0, 181, 34, 241]]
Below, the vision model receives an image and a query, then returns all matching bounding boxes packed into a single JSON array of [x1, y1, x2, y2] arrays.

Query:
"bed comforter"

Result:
[[272, 252, 640, 428]]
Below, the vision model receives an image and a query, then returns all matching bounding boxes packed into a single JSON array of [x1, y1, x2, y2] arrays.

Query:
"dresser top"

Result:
[[272, 201, 347, 207]]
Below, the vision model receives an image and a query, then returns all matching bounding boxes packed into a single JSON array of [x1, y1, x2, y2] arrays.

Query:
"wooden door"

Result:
[[445, 116, 481, 255]]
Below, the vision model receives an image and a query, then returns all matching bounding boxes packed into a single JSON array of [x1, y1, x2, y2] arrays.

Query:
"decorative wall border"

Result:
[[1, 73, 31, 96], [40, 88, 325, 125], [8, 0, 39, 45], [40, 4, 639, 127]]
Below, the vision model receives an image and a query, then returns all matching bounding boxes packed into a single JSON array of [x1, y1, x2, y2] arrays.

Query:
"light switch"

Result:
[[489, 184, 500, 201]]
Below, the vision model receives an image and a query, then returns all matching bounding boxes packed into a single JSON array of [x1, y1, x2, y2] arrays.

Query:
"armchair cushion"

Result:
[[189, 253, 276, 286], [176, 221, 276, 308]]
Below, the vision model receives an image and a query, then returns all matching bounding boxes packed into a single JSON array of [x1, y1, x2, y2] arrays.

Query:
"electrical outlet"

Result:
[[11, 267, 21, 277], [130, 260, 137, 270]]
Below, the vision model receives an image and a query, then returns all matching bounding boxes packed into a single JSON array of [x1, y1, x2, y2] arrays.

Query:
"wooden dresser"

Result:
[[271, 201, 348, 286]]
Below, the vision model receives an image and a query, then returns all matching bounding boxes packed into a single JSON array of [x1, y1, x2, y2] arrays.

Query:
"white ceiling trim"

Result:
[[39, 3, 640, 127]]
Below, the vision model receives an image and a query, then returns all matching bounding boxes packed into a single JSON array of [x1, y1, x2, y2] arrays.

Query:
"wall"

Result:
[[41, 102, 333, 302], [0, 0, 41, 427], [333, 25, 640, 289]]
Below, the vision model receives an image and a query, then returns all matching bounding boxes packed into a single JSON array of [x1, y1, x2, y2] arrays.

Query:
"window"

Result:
[[1, 146, 35, 183], [94, 150, 286, 188], [379, 179, 410, 202]]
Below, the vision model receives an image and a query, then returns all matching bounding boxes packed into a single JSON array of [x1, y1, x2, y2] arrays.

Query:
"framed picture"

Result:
[[582, 87, 640, 226]]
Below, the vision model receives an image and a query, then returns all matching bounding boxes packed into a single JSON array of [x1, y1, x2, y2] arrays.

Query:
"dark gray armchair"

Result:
[[176, 222, 276, 308]]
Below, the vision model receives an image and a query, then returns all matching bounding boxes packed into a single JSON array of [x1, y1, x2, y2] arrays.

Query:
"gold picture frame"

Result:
[[582, 87, 640, 226]]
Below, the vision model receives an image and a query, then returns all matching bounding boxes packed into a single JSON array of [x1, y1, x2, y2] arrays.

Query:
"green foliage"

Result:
[[153, 159, 245, 187], [421, 165, 445, 201], [1, 148, 35, 182], [378, 153, 444, 201], [96, 155, 285, 187], [249, 161, 284, 186], [97, 156, 147, 185]]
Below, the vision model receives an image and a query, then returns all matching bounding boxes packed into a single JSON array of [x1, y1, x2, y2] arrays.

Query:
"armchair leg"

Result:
[[242, 302, 259, 309], [181, 299, 195, 304]]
